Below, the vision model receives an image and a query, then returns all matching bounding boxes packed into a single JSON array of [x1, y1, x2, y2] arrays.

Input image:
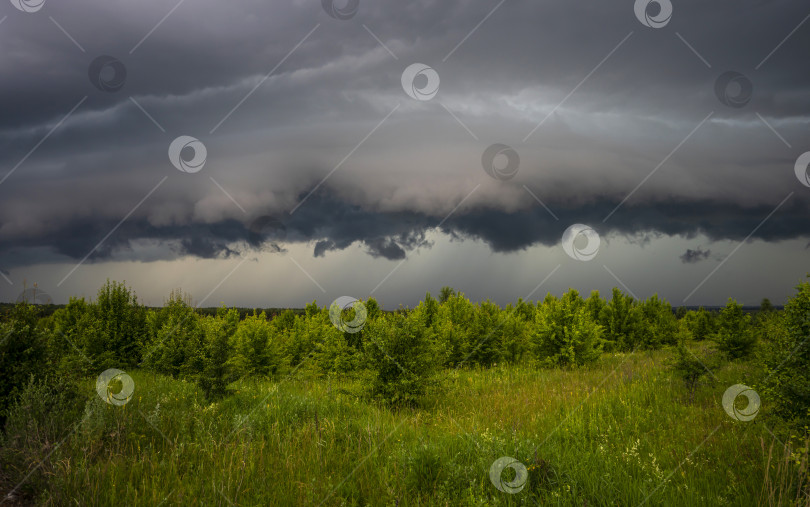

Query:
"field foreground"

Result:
[[5, 345, 797, 506]]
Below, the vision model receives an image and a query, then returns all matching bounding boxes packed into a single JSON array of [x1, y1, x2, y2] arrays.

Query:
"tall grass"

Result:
[[6, 345, 805, 505]]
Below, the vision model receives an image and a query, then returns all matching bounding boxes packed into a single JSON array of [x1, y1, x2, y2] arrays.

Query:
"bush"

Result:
[[599, 288, 643, 352], [142, 290, 205, 377], [0, 374, 85, 503], [714, 298, 756, 360], [760, 280, 810, 427], [685, 308, 714, 341], [197, 307, 239, 399], [92, 280, 148, 367], [363, 312, 439, 406], [532, 290, 602, 367], [229, 311, 283, 379], [433, 292, 475, 367], [671, 323, 710, 401], [637, 295, 678, 349], [0, 303, 50, 428]]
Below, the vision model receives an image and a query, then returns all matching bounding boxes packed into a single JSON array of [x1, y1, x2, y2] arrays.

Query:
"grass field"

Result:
[[10, 342, 802, 506]]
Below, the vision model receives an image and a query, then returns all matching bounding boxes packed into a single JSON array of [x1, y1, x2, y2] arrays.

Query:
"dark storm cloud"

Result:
[[680, 247, 712, 264], [1, 0, 809, 273], [1, 190, 807, 269]]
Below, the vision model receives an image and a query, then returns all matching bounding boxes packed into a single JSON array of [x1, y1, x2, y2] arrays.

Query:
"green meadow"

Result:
[[2, 281, 809, 505]]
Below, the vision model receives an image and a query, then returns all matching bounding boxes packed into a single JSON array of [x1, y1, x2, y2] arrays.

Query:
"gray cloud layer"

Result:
[[1, 0, 808, 300]]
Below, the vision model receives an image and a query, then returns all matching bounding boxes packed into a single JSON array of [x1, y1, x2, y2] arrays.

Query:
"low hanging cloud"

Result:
[[680, 247, 712, 264]]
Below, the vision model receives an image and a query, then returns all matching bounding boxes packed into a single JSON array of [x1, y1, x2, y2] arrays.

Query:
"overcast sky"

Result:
[[1, 0, 808, 309]]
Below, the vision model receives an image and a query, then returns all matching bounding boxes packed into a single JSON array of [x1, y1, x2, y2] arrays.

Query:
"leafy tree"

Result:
[[0, 303, 50, 427], [439, 286, 456, 304], [599, 288, 642, 352], [230, 311, 281, 378], [532, 290, 602, 366], [685, 308, 714, 341], [513, 298, 536, 322], [671, 322, 710, 402], [315, 329, 359, 374], [465, 300, 503, 367], [432, 292, 475, 367], [759, 279, 810, 427], [498, 307, 530, 364], [585, 290, 606, 323], [760, 298, 775, 313], [49, 297, 96, 375], [365, 297, 383, 321], [93, 280, 148, 366], [197, 307, 239, 399], [363, 312, 439, 406], [714, 298, 756, 360], [143, 290, 205, 377], [288, 307, 329, 366], [637, 295, 678, 349]]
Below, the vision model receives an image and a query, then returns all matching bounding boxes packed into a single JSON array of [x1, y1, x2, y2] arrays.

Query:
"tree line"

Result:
[[1, 279, 808, 426]]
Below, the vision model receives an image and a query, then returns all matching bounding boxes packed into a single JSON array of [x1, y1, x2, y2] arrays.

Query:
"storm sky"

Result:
[[1, 0, 808, 308]]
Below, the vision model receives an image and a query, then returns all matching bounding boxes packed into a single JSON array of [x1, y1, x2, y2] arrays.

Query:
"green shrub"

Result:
[[637, 295, 678, 349], [197, 307, 239, 399], [599, 288, 643, 352], [229, 311, 282, 378], [532, 290, 602, 367], [671, 323, 710, 401], [759, 280, 810, 427], [363, 312, 439, 406], [142, 290, 205, 377], [0, 374, 85, 503], [684, 307, 714, 341], [714, 298, 756, 360], [0, 303, 50, 427]]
